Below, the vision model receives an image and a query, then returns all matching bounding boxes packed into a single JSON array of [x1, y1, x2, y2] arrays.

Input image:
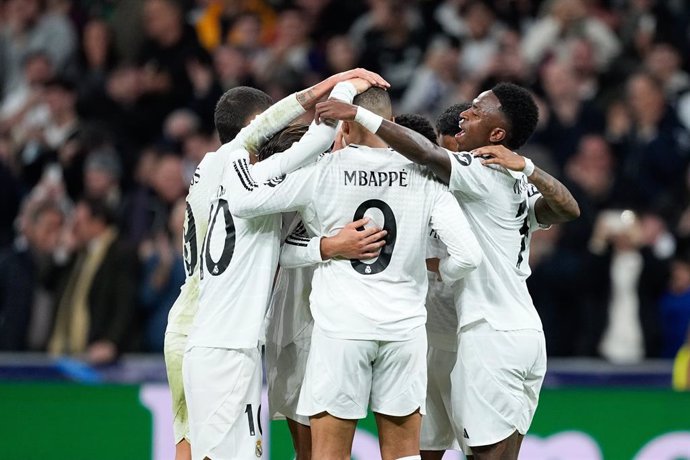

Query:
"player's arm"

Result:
[[280, 217, 387, 269], [429, 191, 483, 282], [227, 162, 317, 219], [471, 145, 580, 225], [314, 100, 453, 183], [234, 69, 389, 154]]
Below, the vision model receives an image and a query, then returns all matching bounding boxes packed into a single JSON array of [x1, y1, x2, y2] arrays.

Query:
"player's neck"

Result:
[[352, 132, 387, 149]]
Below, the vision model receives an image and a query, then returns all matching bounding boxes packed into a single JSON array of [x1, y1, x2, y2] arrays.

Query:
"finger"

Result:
[[348, 217, 370, 229], [361, 240, 386, 252], [480, 158, 501, 165], [362, 230, 387, 245], [358, 226, 384, 238], [358, 251, 381, 259]]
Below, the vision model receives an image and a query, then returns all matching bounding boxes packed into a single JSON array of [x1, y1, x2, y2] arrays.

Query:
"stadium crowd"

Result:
[[0, 0, 689, 365]]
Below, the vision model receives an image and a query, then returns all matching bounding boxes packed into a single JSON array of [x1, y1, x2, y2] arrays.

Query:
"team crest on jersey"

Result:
[[452, 152, 473, 166], [264, 175, 285, 187], [255, 440, 263, 457]]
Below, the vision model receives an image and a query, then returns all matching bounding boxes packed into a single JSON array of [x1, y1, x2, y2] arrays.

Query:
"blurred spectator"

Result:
[[138, 0, 208, 126], [48, 197, 138, 364], [610, 72, 690, 211], [213, 45, 257, 91], [353, 0, 427, 99], [478, 28, 530, 88], [163, 109, 201, 152], [119, 147, 161, 246], [194, 0, 276, 52], [529, 225, 584, 356], [83, 146, 122, 209], [75, 18, 119, 103], [0, 51, 53, 143], [0, 0, 76, 97], [139, 198, 186, 352], [521, 0, 620, 71], [585, 210, 670, 362], [398, 37, 459, 118], [532, 59, 605, 169], [0, 199, 63, 351], [322, 35, 358, 77], [455, 0, 504, 82], [14, 76, 82, 197], [257, 8, 315, 95], [644, 42, 690, 99]]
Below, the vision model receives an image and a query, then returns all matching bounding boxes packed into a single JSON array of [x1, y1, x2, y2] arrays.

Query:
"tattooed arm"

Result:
[[471, 145, 580, 225], [528, 166, 581, 224], [296, 68, 390, 110]]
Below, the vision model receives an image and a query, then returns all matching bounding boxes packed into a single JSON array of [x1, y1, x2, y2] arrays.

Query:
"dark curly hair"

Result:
[[214, 87, 273, 144], [435, 103, 470, 137], [491, 83, 538, 150], [396, 113, 438, 145], [257, 124, 309, 162]]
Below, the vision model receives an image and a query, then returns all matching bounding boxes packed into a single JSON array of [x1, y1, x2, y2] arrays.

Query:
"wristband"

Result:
[[522, 157, 535, 177], [354, 106, 383, 133], [329, 81, 357, 102]]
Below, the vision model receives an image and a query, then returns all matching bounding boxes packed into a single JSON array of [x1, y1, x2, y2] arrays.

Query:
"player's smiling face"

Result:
[[455, 90, 506, 152]]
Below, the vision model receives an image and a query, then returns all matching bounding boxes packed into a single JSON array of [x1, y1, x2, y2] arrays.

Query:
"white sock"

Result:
[[396, 456, 421, 460]]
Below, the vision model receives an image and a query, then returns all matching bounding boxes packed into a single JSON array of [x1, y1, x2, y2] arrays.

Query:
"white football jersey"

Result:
[[446, 150, 548, 331], [425, 232, 458, 351], [228, 145, 482, 341], [187, 116, 344, 349], [165, 92, 306, 335]]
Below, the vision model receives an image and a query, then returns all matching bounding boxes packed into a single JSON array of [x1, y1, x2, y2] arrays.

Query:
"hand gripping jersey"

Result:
[[228, 145, 483, 341], [445, 150, 549, 331]]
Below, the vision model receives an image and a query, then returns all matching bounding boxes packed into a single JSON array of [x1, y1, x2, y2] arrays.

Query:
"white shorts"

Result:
[[297, 327, 427, 420], [451, 320, 546, 448], [164, 332, 190, 444], [183, 346, 264, 460], [266, 334, 311, 426], [420, 343, 464, 452]]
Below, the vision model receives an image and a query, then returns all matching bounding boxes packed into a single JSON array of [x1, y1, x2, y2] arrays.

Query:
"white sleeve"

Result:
[[430, 190, 483, 283], [526, 183, 551, 231], [249, 82, 357, 183], [446, 150, 495, 200], [227, 161, 319, 218], [230, 92, 306, 155], [280, 217, 324, 269]]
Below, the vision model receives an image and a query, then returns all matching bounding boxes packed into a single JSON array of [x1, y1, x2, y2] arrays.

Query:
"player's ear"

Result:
[[489, 127, 506, 144]]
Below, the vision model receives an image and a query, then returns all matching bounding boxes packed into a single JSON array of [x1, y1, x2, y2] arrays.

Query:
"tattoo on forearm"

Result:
[[296, 89, 317, 108], [530, 167, 579, 224]]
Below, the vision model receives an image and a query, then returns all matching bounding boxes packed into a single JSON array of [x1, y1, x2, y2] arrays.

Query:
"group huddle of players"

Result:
[[162, 68, 580, 460]]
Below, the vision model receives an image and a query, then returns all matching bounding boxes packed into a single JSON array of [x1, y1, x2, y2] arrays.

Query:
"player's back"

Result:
[[187, 148, 282, 349], [306, 145, 450, 341]]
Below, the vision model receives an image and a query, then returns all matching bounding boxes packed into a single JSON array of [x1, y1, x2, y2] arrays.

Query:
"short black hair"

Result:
[[491, 82, 538, 150], [435, 103, 470, 136], [214, 87, 273, 144], [396, 113, 437, 145], [257, 124, 309, 162], [353, 87, 392, 119]]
